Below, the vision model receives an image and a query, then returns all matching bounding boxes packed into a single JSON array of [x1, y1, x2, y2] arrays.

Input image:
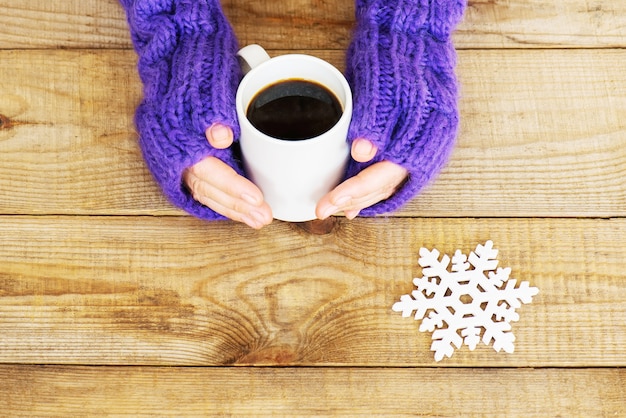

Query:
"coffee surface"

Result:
[[247, 79, 342, 140]]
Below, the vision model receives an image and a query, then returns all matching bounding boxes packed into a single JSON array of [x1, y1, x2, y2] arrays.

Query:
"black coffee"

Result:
[[246, 79, 342, 140]]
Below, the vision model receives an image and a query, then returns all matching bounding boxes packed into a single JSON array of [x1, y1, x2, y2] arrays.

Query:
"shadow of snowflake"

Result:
[[393, 240, 539, 362]]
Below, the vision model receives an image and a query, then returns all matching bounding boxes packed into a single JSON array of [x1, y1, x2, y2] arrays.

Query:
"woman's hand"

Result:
[[183, 123, 273, 230], [185, 126, 407, 227], [316, 138, 408, 220]]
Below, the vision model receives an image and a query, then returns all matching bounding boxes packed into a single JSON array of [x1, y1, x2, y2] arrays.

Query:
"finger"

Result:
[[317, 161, 407, 219], [333, 162, 407, 208], [205, 123, 234, 149], [184, 158, 273, 229], [351, 138, 378, 163], [186, 169, 273, 229], [344, 209, 361, 220], [191, 157, 264, 205]]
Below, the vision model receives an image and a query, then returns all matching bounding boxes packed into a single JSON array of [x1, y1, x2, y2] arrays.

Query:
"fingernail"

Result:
[[345, 209, 361, 220], [353, 139, 374, 156], [241, 214, 259, 229], [249, 210, 269, 226], [208, 124, 232, 147], [320, 205, 339, 220], [333, 195, 352, 207], [242, 193, 260, 206]]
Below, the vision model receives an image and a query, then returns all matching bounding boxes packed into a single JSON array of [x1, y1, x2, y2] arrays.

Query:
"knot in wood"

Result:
[[296, 217, 339, 235], [0, 114, 12, 130]]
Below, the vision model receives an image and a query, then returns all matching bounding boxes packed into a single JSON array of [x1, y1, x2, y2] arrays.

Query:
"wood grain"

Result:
[[0, 366, 624, 417], [2, 0, 625, 414], [0, 0, 130, 49], [2, 0, 626, 49], [458, 0, 626, 48], [1, 49, 624, 217], [1, 216, 624, 367]]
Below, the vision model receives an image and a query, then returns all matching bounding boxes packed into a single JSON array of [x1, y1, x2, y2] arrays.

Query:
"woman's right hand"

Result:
[[183, 123, 273, 230]]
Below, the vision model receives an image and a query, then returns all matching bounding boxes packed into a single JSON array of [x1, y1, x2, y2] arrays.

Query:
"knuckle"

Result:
[[231, 200, 248, 215], [187, 177, 204, 201]]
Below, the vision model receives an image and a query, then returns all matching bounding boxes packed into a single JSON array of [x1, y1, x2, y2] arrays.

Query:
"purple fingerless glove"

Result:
[[346, 0, 466, 216], [120, 0, 241, 220]]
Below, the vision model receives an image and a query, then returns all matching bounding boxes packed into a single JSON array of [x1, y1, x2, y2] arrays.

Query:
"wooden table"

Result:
[[1, 1, 625, 416]]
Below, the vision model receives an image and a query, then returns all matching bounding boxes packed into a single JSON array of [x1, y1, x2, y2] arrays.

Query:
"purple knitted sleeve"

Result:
[[120, 0, 241, 220], [346, 0, 466, 216]]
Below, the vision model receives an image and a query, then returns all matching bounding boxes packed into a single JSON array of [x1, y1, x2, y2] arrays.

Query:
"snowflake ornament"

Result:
[[393, 241, 539, 361]]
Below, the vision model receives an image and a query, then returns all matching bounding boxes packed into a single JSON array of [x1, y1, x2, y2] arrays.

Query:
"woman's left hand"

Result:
[[316, 138, 408, 220]]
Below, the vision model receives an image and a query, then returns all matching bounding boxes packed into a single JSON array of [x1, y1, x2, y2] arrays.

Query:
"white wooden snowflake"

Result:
[[393, 241, 539, 361]]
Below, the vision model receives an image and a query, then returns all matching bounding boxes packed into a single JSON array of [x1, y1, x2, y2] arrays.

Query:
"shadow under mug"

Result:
[[236, 44, 353, 222]]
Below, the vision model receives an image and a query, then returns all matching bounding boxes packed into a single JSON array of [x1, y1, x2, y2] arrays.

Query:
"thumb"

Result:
[[351, 138, 378, 163], [206, 123, 235, 149]]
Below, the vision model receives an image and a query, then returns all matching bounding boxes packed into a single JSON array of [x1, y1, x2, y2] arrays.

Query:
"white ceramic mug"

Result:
[[236, 44, 352, 222]]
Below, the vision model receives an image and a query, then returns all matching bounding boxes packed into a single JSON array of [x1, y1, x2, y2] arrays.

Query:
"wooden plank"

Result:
[[457, 0, 626, 49], [0, 50, 162, 215], [411, 47, 626, 217], [232, 0, 626, 50], [2, 1, 626, 50], [1, 49, 624, 217], [0, 0, 131, 49], [0, 366, 623, 416], [225, 0, 355, 51], [1, 216, 624, 367]]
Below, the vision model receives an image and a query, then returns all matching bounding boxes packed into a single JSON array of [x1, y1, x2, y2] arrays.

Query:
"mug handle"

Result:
[[237, 44, 271, 76]]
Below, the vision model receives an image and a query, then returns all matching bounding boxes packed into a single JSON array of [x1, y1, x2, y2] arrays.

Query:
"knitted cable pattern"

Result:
[[346, 0, 466, 216], [120, 0, 241, 220], [122, 0, 464, 220]]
